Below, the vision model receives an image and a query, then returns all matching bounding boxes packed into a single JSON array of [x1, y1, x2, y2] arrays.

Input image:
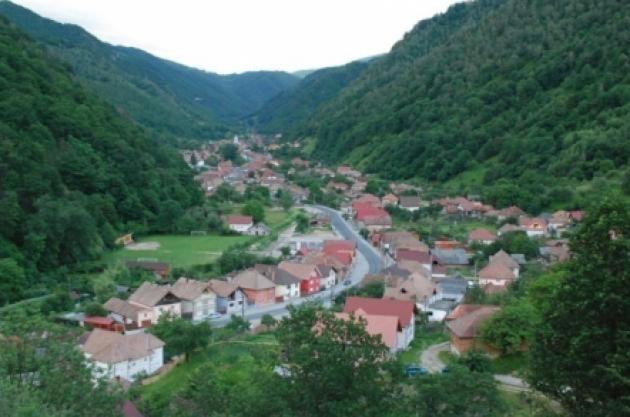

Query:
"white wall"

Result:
[[89, 347, 163, 381]]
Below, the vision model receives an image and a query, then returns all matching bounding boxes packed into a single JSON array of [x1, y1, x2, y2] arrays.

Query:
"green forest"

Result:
[[252, 60, 370, 133], [0, 1, 300, 142], [0, 16, 202, 302], [283, 0, 629, 208]]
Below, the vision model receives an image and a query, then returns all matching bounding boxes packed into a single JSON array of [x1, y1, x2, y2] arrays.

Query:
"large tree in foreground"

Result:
[[275, 305, 393, 417], [529, 196, 630, 417]]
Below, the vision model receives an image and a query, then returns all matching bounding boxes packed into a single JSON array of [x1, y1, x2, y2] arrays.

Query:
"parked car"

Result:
[[404, 365, 428, 377], [208, 312, 222, 320], [343, 280, 352, 286]]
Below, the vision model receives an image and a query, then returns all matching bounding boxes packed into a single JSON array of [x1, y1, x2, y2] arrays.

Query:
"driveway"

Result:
[[420, 341, 531, 392]]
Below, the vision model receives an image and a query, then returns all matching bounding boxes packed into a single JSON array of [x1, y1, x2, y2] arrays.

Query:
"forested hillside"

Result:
[[0, 16, 201, 301], [299, 0, 629, 204], [252, 60, 369, 133], [0, 1, 299, 141]]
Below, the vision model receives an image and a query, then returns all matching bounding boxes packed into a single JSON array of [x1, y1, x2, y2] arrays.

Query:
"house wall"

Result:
[[396, 321, 415, 351], [242, 288, 275, 305], [229, 223, 253, 233], [479, 278, 510, 287], [151, 302, 181, 323], [320, 271, 337, 289], [90, 347, 163, 381], [191, 292, 217, 321], [300, 277, 320, 295]]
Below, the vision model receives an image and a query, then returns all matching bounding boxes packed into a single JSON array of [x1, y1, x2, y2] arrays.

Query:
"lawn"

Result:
[[140, 332, 278, 407], [399, 325, 449, 366], [438, 350, 528, 375], [105, 234, 252, 268]]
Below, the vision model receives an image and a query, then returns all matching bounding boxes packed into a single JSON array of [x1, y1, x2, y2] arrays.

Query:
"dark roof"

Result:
[[381, 264, 412, 279], [431, 248, 470, 266]]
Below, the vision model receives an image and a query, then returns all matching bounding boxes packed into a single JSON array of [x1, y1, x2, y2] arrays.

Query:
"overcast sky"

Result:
[[13, 0, 461, 74]]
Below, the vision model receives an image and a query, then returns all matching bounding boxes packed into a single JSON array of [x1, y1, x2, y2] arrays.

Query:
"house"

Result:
[[353, 194, 381, 207], [125, 261, 170, 279], [245, 223, 271, 236], [278, 261, 322, 295], [171, 277, 217, 321], [327, 181, 350, 192], [128, 282, 182, 323], [343, 297, 416, 352], [497, 223, 522, 236], [337, 165, 361, 178], [446, 304, 500, 354], [255, 264, 300, 301], [430, 248, 470, 267], [323, 240, 356, 265], [80, 329, 164, 381], [399, 196, 421, 211], [208, 279, 246, 314], [422, 277, 468, 322], [433, 240, 463, 250], [395, 249, 433, 273], [316, 264, 337, 289], [490, 205, 525, 221], [519, 217, 548, 237], [381, 193, 399, 206], [468, 228, 497, 245], [115, 234, 134, 246], [489, 250, 520, 278], [231, 269, 276, 305], [353, 203, 392, 231], [104, 298, 153, 329], [83, 316, 123, 332], [334, 309, 400, 353], [478, 262, 515, 293], [227, 215, 254, 233], [383, 271, 437, 307], [381, 231, 428, 254]]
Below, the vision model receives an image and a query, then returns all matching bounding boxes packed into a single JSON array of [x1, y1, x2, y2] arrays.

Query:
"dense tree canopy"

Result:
[[0, 17, 201, 302], [530, 196, 630, 416]]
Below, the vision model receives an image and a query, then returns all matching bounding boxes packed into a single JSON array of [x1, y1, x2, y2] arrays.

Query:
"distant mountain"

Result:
[[0, 15, 200, 292], [292, 69, 318, 79], [0, 1, 299, 141], [252, 60, 370, 133], [295, 0, 629, 210]]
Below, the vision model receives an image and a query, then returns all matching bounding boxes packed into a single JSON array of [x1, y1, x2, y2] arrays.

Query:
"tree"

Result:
[[219, 143, 240, 162], [275, 305, 393, 417], [260, 314, 277, 328], [401, 364, 504, 417], [225, 314, 251, 334], [242, 200, 265, 223], [278, 190, 294, 211], [84, 301, 108, 317], [0, 258, 25, 306], [295, 212, 310, 233], [148, 315, 212, 360], [529, 196, 630, 417], [481, 301, 535, 354]]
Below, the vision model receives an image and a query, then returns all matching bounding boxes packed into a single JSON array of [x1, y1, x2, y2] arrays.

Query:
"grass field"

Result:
[[140, 333, 278, 407], [106, 234, 252, 268]]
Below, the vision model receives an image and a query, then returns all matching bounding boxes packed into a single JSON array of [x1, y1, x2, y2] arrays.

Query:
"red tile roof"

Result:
[[396, 249, 432, 264], [227, 215, 253, 225], [468, 228, 497, 242], [344, 296, 415, 327]]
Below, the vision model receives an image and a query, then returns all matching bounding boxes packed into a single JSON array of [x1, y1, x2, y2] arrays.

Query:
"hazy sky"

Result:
[[13, 0, 461, 74]]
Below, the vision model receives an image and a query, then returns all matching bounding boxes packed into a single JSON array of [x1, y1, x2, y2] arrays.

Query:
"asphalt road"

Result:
[[208, 205, 382, 327]]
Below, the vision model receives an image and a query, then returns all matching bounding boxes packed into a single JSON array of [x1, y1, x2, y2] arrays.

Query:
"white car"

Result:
[[208, 312, 223, 320]]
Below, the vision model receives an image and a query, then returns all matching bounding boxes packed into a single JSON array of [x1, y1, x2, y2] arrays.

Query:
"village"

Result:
[[54, 133, 589, 417]]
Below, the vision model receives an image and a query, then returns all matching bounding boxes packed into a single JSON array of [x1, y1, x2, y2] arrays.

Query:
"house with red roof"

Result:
[[227, 215, 254, 233], [323, 240, 356, 266], [278, 261, 322, 296], [519, 217, 548, 237], [395, 249, 433, 273], [446, 304, 500, 354], [468, 228, 497, 245], [353, 202, 392, 231], [343, 296, 416, 352]]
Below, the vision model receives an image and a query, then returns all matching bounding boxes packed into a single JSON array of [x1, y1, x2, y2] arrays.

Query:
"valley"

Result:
[[0, 1, 627, 417]]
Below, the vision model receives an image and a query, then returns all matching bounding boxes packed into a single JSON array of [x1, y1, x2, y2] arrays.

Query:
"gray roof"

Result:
[[510, 254, 527, 265], [272, 269, 301, 286], [431, 249, 470, 266], [436, 277, 468, 295], [381, 264, 412, 279]]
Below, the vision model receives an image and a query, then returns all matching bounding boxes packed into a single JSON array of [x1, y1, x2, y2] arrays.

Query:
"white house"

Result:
[[127, 282, 182, 324], [227, 215, 254, 233], [81, 329, 164, 381], [171, 277, 217, 321], [316, 265, 337, 289], [208, 279, 246, 314], [269, 268, 301, 301]]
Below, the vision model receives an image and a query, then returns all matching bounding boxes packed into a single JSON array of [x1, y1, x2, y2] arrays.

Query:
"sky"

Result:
[[13, 0, 461, 74]]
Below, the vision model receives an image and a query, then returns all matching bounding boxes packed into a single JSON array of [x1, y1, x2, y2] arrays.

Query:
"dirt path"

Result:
[[420, 342, 531, 392]]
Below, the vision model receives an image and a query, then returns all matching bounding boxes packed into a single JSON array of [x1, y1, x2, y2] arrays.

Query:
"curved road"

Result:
[[209, 205, 382, 327], [421, 342, 531, 392]]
